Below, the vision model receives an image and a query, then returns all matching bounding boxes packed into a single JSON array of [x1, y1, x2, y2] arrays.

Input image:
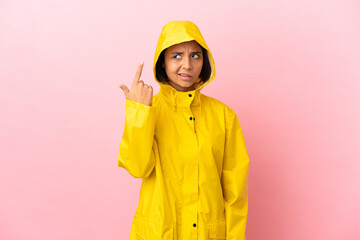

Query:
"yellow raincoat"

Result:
[[118, 20, 249, 240]]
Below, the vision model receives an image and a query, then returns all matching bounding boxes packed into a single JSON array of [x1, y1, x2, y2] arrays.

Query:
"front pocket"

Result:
[[208, 218, 226, 239], [130, 214, 174, 240]]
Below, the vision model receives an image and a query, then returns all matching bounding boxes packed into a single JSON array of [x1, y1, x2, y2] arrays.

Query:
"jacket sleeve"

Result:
[[117, 99, 157, 178], [221, 109, 250, 240]]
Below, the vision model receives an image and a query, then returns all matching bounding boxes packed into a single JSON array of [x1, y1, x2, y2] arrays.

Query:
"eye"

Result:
[[192, 53, 200, 58], [173, 54, 181, 59]]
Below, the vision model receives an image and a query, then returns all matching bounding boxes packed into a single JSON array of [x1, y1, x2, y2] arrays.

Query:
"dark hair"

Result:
[[155, 44, 212, 84]]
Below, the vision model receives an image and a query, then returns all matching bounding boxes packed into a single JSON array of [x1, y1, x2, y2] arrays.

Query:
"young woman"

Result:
[[118, 20, 249, 240]]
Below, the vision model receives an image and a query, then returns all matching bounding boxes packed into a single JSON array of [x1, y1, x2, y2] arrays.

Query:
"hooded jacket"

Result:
[[118, 20, 249, 240]]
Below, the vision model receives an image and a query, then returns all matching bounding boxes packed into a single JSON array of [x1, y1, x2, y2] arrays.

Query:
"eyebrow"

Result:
[[171, 51, 202, 54]]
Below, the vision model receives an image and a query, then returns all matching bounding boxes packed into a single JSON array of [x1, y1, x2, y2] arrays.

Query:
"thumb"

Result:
[[118, 84, 130, 98]]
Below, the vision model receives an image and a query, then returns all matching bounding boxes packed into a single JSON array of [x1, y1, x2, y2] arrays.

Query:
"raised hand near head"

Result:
[[118, 62, 153, 106]]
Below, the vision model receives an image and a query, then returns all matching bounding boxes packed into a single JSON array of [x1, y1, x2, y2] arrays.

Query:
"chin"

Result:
[[168, 79, 195, 91], [180, 82, 194, 87]]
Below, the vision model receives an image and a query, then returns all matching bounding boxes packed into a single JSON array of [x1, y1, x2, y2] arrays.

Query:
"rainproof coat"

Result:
[[118, 20, 249, 240]]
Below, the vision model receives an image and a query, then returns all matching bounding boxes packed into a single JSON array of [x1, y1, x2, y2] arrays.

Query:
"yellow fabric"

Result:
[[118, 20, 249, 240]]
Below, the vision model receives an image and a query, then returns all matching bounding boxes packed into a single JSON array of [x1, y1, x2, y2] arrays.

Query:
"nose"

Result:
[[182, 55, 192, 70]]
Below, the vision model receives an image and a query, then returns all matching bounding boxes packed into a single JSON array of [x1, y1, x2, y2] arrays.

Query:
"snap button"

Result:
[[193, 223, 196, 227], [190, 117, 193, 120], [189, 94, 192, 97]]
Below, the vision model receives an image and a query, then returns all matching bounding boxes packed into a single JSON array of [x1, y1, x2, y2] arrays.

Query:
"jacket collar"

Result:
[[159, 83, 202, 111]]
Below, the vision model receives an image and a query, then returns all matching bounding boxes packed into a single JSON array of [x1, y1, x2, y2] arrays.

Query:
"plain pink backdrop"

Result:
[[1, 0, 359, 239]]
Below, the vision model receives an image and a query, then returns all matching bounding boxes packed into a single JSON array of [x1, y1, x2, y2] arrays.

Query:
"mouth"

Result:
[[178, 73, 193, 81]]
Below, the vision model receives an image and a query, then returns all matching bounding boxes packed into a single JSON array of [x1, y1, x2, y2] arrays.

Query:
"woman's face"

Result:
[[164, 40, 203, 92]]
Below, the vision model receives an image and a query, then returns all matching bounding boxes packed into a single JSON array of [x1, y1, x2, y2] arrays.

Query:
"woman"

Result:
[[118, 20, 249, 240]]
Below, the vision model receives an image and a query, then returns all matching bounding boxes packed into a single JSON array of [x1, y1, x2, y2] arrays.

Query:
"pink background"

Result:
[[1, 0, 359, 239]]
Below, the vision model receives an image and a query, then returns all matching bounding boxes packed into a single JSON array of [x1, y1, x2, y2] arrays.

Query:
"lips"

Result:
[[179, 73, 192, 81], [178, 73, 193, 81], [179, 73, 192, 77]]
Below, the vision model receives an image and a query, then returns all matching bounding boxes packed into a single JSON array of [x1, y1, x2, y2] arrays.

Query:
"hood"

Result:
[[153, 20, 216, 93]]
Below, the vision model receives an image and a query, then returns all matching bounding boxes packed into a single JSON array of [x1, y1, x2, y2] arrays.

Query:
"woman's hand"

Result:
[[118, 62, 153, 106]]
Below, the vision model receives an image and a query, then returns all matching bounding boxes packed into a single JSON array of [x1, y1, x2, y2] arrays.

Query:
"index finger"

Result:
[[133, 61, 144, 83]]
